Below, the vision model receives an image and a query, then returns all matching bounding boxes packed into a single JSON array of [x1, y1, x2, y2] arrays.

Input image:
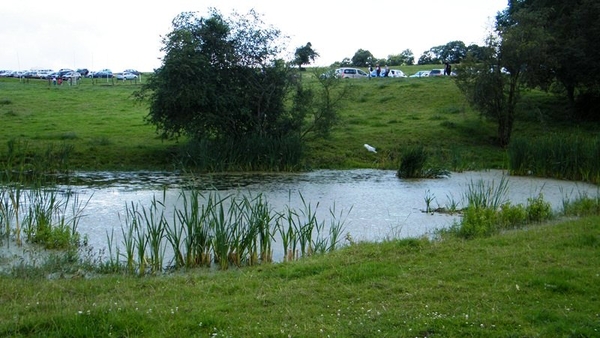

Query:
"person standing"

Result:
[[376, 64, 381, 77], [444, 62, 452, 76]]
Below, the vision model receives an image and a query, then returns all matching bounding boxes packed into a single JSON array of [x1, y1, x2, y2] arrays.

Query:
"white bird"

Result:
[[364, 144, 377, 153]]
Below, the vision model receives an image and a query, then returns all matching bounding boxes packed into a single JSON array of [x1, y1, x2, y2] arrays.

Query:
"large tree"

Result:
[[135, 9, 296, 142], [351, 49, 374, 67], [455, 3, 552, 147], [293, 42, 319, 69], [498, 0, 600, 119]]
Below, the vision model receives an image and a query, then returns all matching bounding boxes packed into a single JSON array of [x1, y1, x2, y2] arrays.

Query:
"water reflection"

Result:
[[59, 169, 599, 262]]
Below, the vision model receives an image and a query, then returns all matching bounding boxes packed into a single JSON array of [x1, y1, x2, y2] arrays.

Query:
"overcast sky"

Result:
[[1, 0, 508, 72]]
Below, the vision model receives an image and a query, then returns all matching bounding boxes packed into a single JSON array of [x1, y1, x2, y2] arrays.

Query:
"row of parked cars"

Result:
[[321, 67, 457, 79], [0, 68, 141, 80]]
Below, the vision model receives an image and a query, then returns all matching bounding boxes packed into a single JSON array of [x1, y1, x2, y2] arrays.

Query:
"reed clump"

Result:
[[446, 176, 553, 239], [0, 184, 88, 250], [111, 189, 348, 275], [397, 145, 450, 179], [508, 135, 600, 184]]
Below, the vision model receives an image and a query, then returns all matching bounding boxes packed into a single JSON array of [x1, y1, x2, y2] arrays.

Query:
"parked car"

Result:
[[55, 68, 74, 79], [123, 69, 140, 75], [35, 69, 54, 79], [320, 69, 337, 79], [62, 71, 82, 80], [409, 70, 430, 78], [116, 72, 138, 80], [336, 67, 369, 79], [387, 69, 407, 78], [76, 68, 89, 77], [428, 69, 446, 77], [90, 69, 113, 78]]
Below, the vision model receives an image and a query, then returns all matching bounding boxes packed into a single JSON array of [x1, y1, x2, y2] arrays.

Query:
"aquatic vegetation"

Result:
[[112, 188, 349, 274]]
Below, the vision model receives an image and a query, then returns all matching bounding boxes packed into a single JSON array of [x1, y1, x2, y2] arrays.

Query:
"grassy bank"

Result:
[[1, 217, 598, 337]]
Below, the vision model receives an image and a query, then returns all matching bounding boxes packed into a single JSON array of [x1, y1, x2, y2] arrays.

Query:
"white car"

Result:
[[62, 71, 82, 80], [116, 72, 138, 80], [409, 70, 430, 78], [387, 69, 407, 78]]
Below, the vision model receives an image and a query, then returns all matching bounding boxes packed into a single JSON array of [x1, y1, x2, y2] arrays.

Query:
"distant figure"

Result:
[[376, 64, 381, 77], [384, 65, 389, 77], [444, 62, 452, 76], [52, 76, 57, 86]]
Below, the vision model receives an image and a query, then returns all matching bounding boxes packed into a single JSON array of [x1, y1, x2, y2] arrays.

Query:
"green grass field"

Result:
[[1, 72, 599, 337], [1, 218, 598, 337], [2, 71, 592, 172]]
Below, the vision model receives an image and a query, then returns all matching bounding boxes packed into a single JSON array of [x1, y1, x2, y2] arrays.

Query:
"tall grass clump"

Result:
[[397, 145, 427, 178], [447, 177, 553, 239], [397, 145, 450, 179], [110, 188, 349, 274], [1, 138, 73, 180], [177, 134, 303, 172], [0, 184, 88, 250], [508, 135, 600, 183], [561, 191, 600, 217]]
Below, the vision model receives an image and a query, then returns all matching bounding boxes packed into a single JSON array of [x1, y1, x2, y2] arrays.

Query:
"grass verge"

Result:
[[0, 217, 598, 337]]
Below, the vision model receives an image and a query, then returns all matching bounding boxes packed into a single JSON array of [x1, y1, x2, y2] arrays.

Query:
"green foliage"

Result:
[[293, 42, 319, 68], [177, 134, 303, 171], [351, 49, 375, 67], [508, 135, 600, 184], [451, 185, 554, 239], [499, 0, 600, 118], [397, 145, 427, 178], [561, 192, 600, 217], [526, 193, 552, 223], [114, 189, 349, 274], [135, 9, 296, 142]]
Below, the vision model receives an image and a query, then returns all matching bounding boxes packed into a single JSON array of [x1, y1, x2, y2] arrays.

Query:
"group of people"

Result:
[[369, 64, 390, 78]]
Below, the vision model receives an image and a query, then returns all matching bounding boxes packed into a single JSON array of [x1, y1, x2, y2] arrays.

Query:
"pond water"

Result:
[[2, 169, 599, 266]]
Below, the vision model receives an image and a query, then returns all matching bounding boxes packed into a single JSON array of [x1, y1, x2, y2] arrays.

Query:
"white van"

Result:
[[335, 68, 369, 79]]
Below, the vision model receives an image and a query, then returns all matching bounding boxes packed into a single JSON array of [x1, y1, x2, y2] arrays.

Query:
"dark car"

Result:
[[90, 69, 113, 78], [76, 68, 89, 77], [56, 69, 75, 78]]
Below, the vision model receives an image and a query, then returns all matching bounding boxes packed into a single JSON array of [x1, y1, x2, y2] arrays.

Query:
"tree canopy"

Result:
[[294, 42, 319, 69], [497, 0, 600, 119], [135, 9, 296, 142]]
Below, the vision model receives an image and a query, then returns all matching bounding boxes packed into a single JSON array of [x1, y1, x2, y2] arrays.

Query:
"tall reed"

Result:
[[508, 135, 600, 184], [463, 175, 509, 210], [110, 188, 349, 274]]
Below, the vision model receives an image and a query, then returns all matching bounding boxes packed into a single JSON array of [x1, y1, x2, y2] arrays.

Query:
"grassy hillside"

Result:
[[2, 72, 594, 172]]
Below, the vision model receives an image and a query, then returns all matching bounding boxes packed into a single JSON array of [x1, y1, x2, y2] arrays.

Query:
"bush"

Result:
[[397, 145, 428, 178], [526, 193, 553, 222]]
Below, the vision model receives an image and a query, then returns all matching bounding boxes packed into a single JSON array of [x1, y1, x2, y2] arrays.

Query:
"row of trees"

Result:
[[329, 41, 490, 68]]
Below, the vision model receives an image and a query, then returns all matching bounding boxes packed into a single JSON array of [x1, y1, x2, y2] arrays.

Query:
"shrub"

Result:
[[526, 193, 553, 222], [456, 206, 500, 239], [397, 146, 427, 178], [499, 203, 527, 229]]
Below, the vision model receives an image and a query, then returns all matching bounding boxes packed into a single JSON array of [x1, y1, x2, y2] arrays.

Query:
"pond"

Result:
[[2, 169, 599, 268]]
